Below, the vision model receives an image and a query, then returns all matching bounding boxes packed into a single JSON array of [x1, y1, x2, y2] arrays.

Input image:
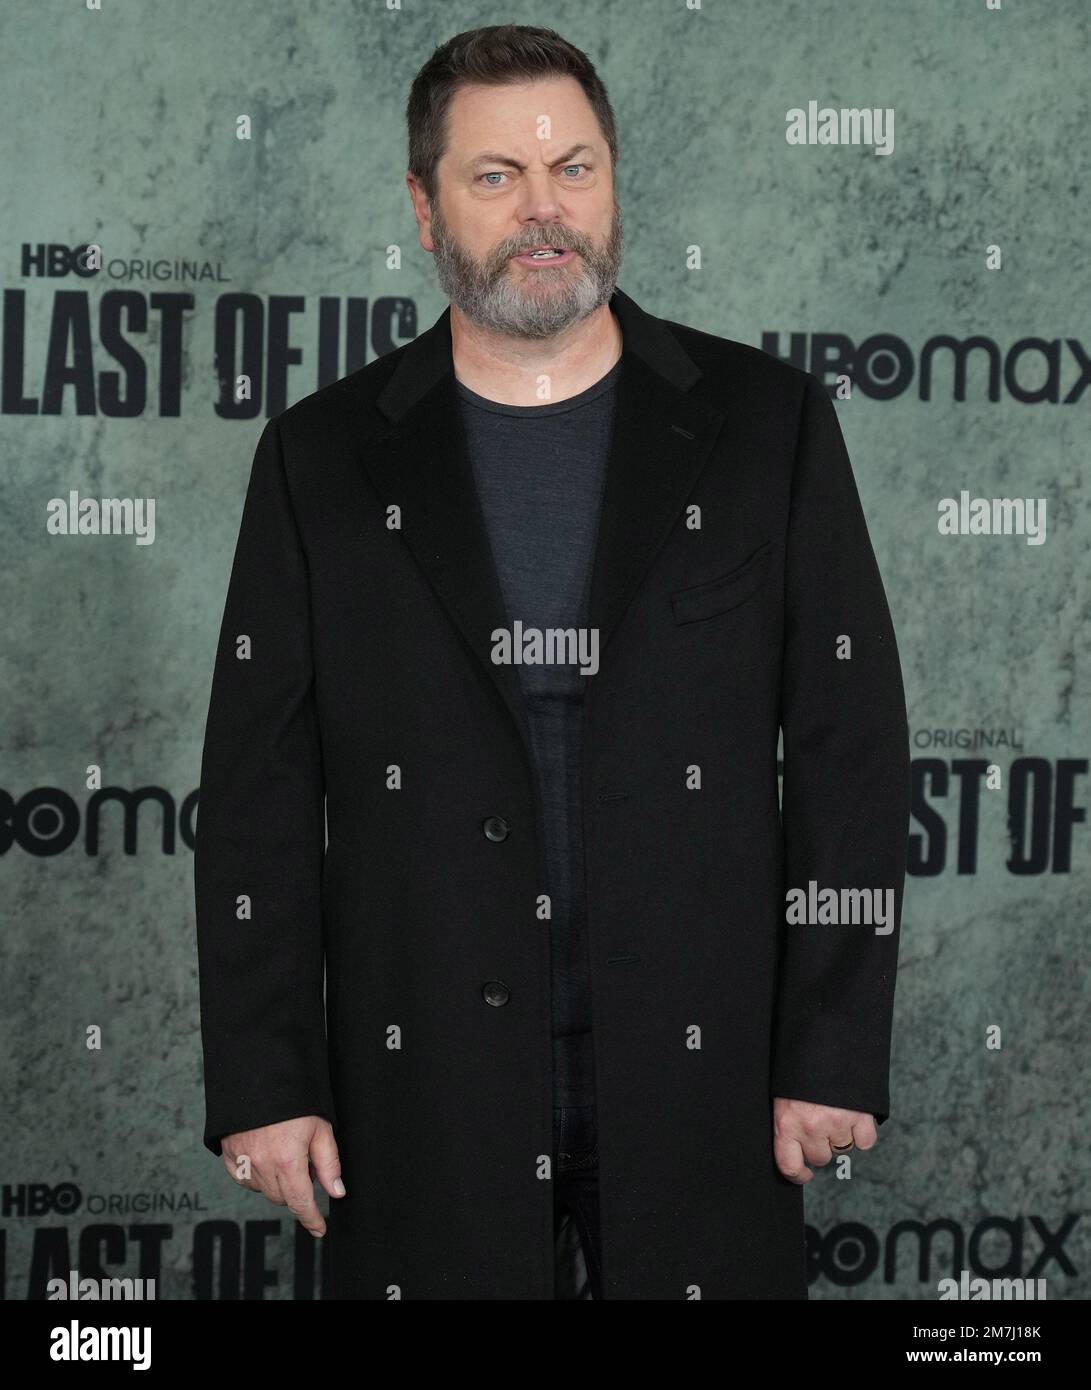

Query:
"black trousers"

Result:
[[552, 1103, 603, 1299]]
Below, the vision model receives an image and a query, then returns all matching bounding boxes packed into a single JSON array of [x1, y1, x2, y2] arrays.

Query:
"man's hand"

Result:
[[221, 1115, 345, 1236], [772, 1097, 877, 1185]]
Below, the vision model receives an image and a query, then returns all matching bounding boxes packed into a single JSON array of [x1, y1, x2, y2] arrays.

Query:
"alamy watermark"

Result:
[[937, 1269, 1048, 1300], [46, 490, 155, 544], [786, 881, 895, 935], [786, 102, 894, 156], [491, 622, 599, 677], [47, 1269, 156, 1300], [937, 491, 1047, 545]]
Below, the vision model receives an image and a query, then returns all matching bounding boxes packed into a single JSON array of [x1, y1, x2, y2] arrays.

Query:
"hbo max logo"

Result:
[[1, 785, 198, 856]]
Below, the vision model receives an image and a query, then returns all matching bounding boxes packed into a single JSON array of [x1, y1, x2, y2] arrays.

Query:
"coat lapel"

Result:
[[361, 286, 727, 768]]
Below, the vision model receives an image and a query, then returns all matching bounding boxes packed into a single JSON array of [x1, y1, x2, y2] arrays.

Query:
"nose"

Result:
[[515, 175, 566, 229]]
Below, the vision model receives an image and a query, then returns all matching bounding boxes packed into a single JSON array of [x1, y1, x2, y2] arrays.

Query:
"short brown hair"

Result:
[[406, 25, 620, 203]]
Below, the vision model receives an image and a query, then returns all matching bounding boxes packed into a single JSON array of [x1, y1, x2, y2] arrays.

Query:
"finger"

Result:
[[256, 1174, 288, 1205], [309, 1123, 347, 1200], [275, 1152, 326, 1237], [245, 1159, 287, 1204], [851, 1116, 879, 1150], [773, 1132, 813, 1185], [223, 1151, 263, 1194], [801, 1133, 835, 1167], [828, 1128, 856, 1153], [245, 1158, 288, 1204]]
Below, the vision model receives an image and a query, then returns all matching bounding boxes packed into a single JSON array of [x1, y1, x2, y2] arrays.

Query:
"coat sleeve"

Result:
[[193, 416, 337, 1156], [770, 374, 910, 1126]]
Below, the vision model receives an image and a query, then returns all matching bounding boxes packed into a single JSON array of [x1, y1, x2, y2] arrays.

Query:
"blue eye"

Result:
[[480, 164, 587, 187]]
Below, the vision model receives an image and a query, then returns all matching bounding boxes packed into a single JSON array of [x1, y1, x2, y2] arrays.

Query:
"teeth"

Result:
[[528, 248, 562, 257]]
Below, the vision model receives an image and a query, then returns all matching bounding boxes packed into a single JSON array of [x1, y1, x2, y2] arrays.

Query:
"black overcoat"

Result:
[[194, 286, 910, 1300]]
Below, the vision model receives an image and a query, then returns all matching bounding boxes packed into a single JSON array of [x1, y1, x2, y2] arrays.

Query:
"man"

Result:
[[194, 24, 910, 1301]]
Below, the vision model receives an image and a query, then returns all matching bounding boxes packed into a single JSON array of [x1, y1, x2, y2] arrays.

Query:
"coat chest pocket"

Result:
[[670, 540, 773, 625]]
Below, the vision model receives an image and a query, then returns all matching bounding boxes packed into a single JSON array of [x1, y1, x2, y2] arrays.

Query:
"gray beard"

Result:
[[429, 201, 624, 340]]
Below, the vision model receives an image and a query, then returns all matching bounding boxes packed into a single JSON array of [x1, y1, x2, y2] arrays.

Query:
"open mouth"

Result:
[[513, 247, 575, 265]]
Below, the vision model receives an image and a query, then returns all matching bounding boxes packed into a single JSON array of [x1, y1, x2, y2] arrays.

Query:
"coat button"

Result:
[[482, 815, 510, 842], [482, 980, 510, 1007]]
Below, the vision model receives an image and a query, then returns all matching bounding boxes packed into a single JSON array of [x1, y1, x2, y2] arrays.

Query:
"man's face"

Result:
[[411, 76, 624, 339]]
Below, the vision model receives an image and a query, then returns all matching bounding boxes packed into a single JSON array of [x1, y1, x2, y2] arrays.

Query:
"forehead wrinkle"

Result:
[[465, 142, 595, 173]]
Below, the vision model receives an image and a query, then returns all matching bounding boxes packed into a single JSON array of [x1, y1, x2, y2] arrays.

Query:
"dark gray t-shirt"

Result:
[[457, 358, 620, 1109]]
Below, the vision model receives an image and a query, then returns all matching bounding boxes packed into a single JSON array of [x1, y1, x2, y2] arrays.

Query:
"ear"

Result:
[[405, 174, 436, 251]]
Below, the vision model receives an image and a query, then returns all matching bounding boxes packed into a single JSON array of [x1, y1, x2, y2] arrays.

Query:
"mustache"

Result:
[[502, 230, 586, 257]]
